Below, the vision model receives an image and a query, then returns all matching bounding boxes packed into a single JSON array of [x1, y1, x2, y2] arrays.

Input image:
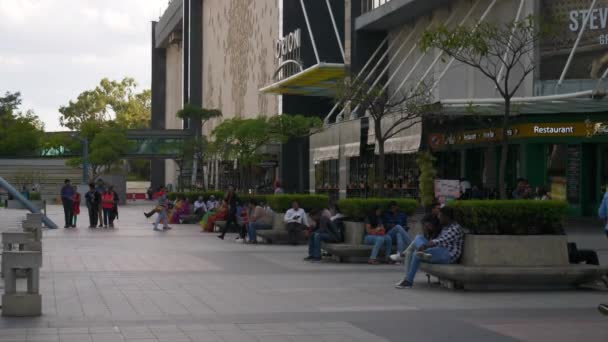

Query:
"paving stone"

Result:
[[59, 334, 93, 342]]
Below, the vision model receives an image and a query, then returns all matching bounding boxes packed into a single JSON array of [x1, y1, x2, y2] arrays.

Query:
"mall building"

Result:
[[152, 0, 608, 215]]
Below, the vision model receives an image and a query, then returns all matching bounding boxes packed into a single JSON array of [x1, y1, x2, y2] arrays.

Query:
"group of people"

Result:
[[60, 179, 119, 229]]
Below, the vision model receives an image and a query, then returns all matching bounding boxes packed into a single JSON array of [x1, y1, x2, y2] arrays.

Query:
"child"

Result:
[[72, 191, 81, 228]]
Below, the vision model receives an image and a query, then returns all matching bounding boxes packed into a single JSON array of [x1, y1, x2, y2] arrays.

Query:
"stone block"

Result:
[[343, 221, 364, 245], [419, 263, 608, 290], [2, 293, 42, 317], [461, 235, 570, 267]]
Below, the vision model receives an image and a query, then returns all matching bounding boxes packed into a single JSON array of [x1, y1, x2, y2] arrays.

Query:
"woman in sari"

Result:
[[201, 200, 228, 232], [169, 195, 190, 224]]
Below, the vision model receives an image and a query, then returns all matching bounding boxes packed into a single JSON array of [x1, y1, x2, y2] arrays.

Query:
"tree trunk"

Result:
[[498, 98, 511, 199], [377, 141, 386, 198]]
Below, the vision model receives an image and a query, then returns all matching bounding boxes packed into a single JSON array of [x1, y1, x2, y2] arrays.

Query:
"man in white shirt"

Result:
[[284, 200, 310, 245], [194, 196, 207, 216], [206, 195, 219, 211]]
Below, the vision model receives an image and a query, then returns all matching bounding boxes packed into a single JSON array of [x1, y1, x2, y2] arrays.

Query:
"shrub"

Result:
[[29, 192, 42, 201], [337, 198, 418, 221], [266, 194, 329, 213], [168, 191, 224, 203], [448, 200, 567, 235]]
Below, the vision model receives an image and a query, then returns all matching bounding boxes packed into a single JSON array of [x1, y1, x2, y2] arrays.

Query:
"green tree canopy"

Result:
[[0, 92, 44, 157], [210, 114, 322, 165], [59, 77, 151, 130]]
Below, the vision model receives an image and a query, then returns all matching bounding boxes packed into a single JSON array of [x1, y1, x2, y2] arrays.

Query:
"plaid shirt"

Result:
[[431, 222, 464, 262]]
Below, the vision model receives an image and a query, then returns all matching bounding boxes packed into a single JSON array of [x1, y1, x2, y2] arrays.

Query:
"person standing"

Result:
[[109, 185, 119, 224], [218, 186, 239, 240], [274, 181, 285, 195], [60, 179, 75, 229], [101, 188, 116, 228], [95, 180, 105, 228], [72, 190, 81, 228], [596, 189, 608, 315], [85, 183, 100, 228], [284, 201, 310, 245]]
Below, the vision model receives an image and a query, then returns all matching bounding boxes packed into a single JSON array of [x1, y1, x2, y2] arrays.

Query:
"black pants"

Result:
[[287, 222, 306, 245], [88, 206, 98, 227], [103, 208, 115, 227], [62, 198, 74, 227], [220, 210, 238, 237]]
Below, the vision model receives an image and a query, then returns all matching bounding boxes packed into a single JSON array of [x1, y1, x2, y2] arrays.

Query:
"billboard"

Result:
[[540, 0, 608, 80]]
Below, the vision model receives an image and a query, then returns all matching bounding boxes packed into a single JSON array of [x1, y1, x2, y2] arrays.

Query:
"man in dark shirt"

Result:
[[218, 186, 239, 240], [85, 183, 101, 228], [60, 179, 75, 228], [383, 201, 411, 257], [305, 211, 340, 262]]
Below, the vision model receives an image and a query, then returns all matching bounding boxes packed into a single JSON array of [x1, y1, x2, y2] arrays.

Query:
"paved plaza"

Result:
[[0, 203, 607, 342]]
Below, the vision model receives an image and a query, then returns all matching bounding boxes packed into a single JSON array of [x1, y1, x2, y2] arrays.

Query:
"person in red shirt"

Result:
[[72, 191, 81, 228], [101, 188, 116, 228]]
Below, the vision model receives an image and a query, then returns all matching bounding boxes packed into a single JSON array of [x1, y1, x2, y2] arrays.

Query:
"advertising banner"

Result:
[[434, 179, 461, 204], [540, 0, 608, 80]]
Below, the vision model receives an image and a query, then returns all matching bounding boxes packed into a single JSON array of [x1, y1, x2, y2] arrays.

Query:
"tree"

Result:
[[416, 152, 437, 208], [0, 92, 44, 157], [176, 104, 222, 186], [420, 17, 550, 199], [210, 115, 322, 190], [335, 74, 435, 197], [59, 77, 150, 130]]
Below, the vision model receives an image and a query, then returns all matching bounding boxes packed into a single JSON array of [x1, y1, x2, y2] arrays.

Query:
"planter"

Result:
[[6, 200, 44, 211], [461, 235, 569, 267], [343, 221, 365, 245]]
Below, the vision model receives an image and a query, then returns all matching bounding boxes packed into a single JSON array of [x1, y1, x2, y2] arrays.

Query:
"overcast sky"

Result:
[[0, 0, 167, 131]]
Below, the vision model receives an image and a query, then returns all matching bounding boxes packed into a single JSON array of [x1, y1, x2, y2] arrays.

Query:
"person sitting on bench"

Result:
[[284, 200, 310, 245], [304, 210, 341, 262], [364, 206, 393, 265], [396, 207, 464, 289]]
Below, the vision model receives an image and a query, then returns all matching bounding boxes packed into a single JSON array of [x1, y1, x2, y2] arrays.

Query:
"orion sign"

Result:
[[275, 29, 302, 60]]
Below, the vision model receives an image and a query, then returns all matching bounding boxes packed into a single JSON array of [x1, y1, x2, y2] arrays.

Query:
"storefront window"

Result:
[[347, 154, 419, 198], [315, 160, 339, 190]]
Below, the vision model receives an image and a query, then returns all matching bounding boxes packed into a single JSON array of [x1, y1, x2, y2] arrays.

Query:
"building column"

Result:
[[151, 21, 167, 188]]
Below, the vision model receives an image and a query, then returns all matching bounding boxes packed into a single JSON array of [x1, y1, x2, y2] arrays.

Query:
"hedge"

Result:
[[29, 192, 42, 201], [337, 198, 418, 221], [448, 200, 567, 235], [167, 192, 270, 205], [266, 194, 329, 213]]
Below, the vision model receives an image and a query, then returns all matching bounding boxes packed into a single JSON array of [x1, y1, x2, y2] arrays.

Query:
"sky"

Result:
[[0, 0, 167, 131]]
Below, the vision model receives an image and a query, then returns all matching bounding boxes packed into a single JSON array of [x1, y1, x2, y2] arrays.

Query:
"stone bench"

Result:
[[257, 213, 308, 245], [418, 235, 608, 290], [2, 250, 43, 317], [322, 221, 391, 263]]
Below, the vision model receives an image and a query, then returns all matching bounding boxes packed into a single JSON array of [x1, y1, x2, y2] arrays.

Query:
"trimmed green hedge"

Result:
[[266, 194, 329, 212], [167, 192, 269, 205], [337, 198, 418, 221], [29, 192, 42, 201], [448, 200, 567, 235], [168, 191, 224, 203]]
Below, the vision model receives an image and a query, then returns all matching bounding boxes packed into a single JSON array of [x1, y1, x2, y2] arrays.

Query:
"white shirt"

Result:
[[206, 200, 218, 211], [284, 208, 309, 226], [194, 200, 207, 211], [460, 180, 471, 193]]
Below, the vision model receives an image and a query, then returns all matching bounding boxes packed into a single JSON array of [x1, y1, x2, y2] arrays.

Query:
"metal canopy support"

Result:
[[0, 176, 57, 229], [430, 0, 496, 91], [556, 0, 598, 93], [496, 0, 525, 87], [380, 0, 469, 103], [326, 0, 345, 62], [300, 0, 320, 64]]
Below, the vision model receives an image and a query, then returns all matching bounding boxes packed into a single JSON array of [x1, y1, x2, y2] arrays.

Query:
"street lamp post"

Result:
[[70, 133, 89, 184]]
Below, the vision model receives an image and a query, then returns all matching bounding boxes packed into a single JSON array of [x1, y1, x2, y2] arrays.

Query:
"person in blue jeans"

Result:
[[383, 201, 411, 257], [396, 207, 464, 288], [304, 211, 340, 262], [393, 214, 441, 284], [364, 206, 393, 265]]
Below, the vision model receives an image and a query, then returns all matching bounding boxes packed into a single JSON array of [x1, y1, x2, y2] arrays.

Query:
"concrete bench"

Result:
[[257, 213, 308, 245], [418, 235, 608, 290], [419, 264, 608, 290], [322, 222, 387, 263], [2, 250, 43, 317]]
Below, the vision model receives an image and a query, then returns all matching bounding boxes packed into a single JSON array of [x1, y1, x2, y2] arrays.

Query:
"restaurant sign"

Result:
[[429, 121, 607, 149]]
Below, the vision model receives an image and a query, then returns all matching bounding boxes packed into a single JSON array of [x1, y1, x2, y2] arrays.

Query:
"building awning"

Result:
[[259, 63, 346, 97], [343, 142, 361, 158], [367, 115, 422, 154], [313, 146, 340, 162]]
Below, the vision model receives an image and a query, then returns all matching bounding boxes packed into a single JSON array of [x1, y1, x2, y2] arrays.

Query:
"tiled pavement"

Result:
[[0, 203, 607, 342]]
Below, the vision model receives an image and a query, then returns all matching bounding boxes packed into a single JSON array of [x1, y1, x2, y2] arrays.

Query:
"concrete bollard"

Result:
[[1, 231, 37, 278], [1, 250, 42, 317]]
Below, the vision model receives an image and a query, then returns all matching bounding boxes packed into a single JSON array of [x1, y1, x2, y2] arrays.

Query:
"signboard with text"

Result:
[[540, 0, 608, 80], [434, 179, 461, 205]]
